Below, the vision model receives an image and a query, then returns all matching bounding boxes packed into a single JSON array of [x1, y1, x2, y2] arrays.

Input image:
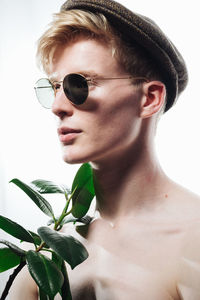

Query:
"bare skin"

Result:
[[9, 38, 200, 299], [10, 184, 200, 300], [66, 184, 200, 300]]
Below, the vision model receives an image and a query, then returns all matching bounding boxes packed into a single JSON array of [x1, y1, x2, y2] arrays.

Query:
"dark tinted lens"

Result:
[[63, 73, 88, 105]]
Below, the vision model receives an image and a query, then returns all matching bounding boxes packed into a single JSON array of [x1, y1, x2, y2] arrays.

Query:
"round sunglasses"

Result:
[[34, 73, 148, 109]]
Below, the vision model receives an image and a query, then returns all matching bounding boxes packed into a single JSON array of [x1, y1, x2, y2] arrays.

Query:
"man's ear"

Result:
[[140, 81, 166, 118]]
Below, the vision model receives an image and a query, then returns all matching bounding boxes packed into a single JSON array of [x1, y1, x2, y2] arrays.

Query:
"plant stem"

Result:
[[54, 186, 77, 231], [36, 241, 46, 252], [0, 261, 26, 300], [36, 188, 78, 253]]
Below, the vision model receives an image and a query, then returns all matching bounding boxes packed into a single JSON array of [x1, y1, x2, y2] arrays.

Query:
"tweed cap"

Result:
[[61, 0, 188, 112]]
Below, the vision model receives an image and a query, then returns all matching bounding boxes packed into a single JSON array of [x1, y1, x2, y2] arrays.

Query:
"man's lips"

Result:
[[57, 127, 82, 143]]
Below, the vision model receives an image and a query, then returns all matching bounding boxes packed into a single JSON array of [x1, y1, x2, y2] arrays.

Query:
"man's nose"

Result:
[[52, 88, 74, 118]]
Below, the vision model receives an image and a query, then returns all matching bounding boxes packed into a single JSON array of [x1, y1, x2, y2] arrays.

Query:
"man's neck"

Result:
[[91, 143, 169, 223]]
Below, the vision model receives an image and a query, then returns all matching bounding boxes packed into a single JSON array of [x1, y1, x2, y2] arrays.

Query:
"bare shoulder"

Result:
[[171, 183, 200, 299], [165, 180, 200, 221], [9, 265, 38, 300], [174, 182, 200, 250]]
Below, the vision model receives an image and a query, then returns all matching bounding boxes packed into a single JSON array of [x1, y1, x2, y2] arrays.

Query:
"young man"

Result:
[[10, 0, 200, 299]]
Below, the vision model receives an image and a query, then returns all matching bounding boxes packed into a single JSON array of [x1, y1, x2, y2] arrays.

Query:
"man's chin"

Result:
[[62, 152, 91, 165]]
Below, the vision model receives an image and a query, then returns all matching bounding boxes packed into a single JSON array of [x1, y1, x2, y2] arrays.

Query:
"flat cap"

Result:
[[61, 0, 188, 112]]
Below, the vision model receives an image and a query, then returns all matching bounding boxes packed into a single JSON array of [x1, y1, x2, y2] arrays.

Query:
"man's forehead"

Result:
[[48, 38, 125, 79]]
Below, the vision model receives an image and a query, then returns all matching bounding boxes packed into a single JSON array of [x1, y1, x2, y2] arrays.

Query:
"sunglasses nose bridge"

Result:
[[54, 81, 72, 103], [52, 83, 74, 116]]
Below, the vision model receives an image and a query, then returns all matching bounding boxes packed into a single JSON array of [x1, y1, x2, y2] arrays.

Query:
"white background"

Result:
[[0, 0, 200, 295]]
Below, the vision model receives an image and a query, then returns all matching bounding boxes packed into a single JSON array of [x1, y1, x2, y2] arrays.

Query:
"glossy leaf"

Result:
[[47, 214, 92, 226], [39, 288, 48, 300], [31, 179, 69, 195], [0, 239, 26, 256], [76, 224, 90, 238], [0, 215, 34, 243], [28, 231, 42, 246], [52, 252, 63, 270], [38, 226, 89, 269], [26, 250, 64, 298], [61, 215, 93, 226], [46, 219, 55, 226], [71, 163, 95, 218], [0, 248, 21, 273], [60, 260, 72, 300], [47, 216, 76, 227], [51, 253, 72, 299], [10, 179, 55, 218]]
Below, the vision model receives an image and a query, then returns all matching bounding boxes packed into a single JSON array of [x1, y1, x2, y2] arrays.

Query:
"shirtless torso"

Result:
[[10, 180, 200, 300], [66, 194, 200, 300]]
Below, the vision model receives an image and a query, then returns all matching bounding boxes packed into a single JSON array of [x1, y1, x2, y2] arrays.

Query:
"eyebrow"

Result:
[[48, 70, 100, 82], [79, 70, 99, 78]]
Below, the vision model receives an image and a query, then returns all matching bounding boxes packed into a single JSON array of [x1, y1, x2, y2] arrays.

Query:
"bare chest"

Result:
[[66, 220, 186, 300]]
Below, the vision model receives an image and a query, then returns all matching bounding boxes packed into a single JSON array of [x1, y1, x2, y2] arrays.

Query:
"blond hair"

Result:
[[37, 9, 166, 112], [37, 10, 114, 73]]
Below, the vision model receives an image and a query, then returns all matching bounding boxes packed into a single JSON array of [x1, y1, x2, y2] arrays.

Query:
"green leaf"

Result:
[[61, 215, 93, 226], [76, 224, 90, 238], [31, 179, 70, 195], [28, 231, 42, 246], [47, 215, 92, 227], [26, 250, 64, 298], [71, 163, 95, 218], [10, 179, 55, 218], [39, 288, 48, 300], [0, 239, 26, 256], [0, 248, 21, 272], [50, 255, 72, 299], [60, 260, 72, 300], [0, 215, 34, 243], [52, 252, 63, 270], [38, 226, 88, 269], [47, 210, 93, 229]]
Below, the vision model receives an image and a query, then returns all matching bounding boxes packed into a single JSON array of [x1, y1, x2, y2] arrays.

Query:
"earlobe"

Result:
[[140, 81, 166, 119]]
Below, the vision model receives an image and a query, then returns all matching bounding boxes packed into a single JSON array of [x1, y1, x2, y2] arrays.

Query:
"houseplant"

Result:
[[0, 163, 95, 300]]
